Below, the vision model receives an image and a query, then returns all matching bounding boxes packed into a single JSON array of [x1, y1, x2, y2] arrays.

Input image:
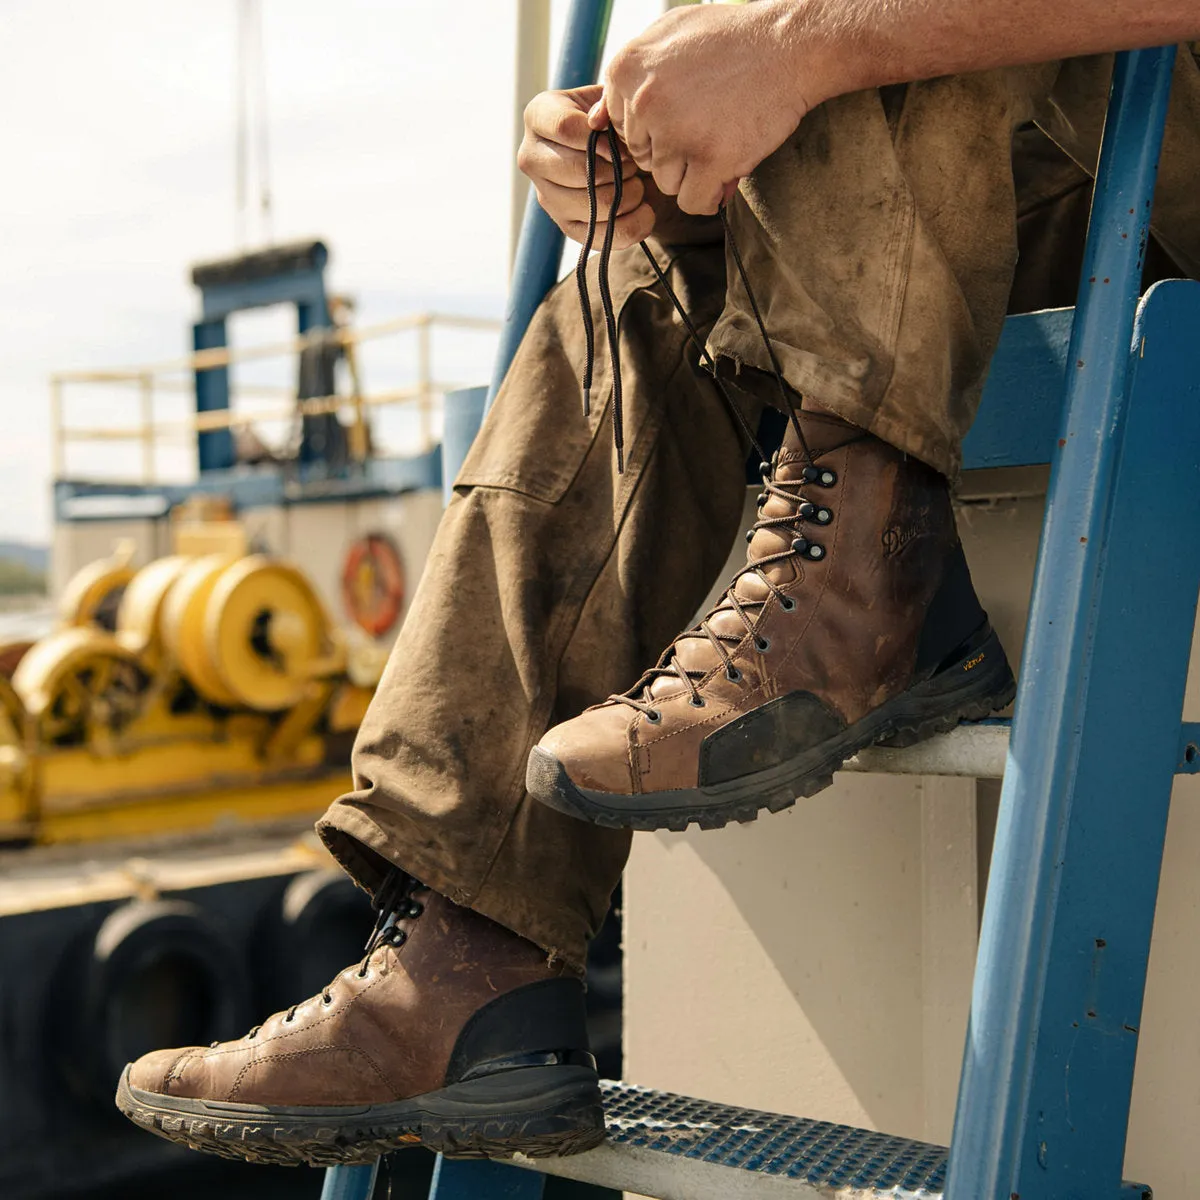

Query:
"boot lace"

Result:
[[576, 124, 843, 718], [238, 869, 428, 1041]]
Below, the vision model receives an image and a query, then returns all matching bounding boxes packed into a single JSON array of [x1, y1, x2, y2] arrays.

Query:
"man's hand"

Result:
[[593, 3, 816, 216], [518, 85, 656, 250]]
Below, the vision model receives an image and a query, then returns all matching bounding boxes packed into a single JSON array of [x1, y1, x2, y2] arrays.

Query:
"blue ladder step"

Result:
[[504, 1081, 1149, 1199]]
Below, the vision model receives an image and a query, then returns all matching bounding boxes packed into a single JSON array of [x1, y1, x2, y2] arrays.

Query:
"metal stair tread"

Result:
[[843, 719, 1011, 779], [514, 1080, 949, 1199]]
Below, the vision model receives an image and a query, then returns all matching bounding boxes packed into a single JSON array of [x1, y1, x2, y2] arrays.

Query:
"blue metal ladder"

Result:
[[320, 14, 1198, 1199]]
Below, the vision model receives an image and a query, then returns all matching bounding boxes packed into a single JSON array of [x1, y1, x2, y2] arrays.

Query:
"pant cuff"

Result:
[[316, 803, 590, 974]]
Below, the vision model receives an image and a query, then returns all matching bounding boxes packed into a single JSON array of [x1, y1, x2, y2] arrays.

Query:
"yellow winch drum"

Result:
[[161, 555, 338, 712]]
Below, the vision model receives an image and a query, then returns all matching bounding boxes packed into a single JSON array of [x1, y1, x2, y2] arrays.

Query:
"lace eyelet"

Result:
[[779, 596, 796, 612], [807, 544, 826, 561], [644, 709, 662, 724], [802, 466, 838, 487], [798, 502, 816, 520], [356, 967, 369, 979], [791, 537, 809, 554], [816, 507, 833, 524], [322, 993, 333, 1006], [725, 666, 742, 682], [689, 696, 706, 708], [755, 636, 771, 654]]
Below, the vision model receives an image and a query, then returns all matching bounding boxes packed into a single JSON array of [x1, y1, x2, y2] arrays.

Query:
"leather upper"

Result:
[[537, 411, 960, 796], [127, 891, 570, 1108]]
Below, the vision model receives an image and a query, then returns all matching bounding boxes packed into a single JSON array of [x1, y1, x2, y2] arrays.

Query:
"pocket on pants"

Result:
[[454, 247, 702, 504]]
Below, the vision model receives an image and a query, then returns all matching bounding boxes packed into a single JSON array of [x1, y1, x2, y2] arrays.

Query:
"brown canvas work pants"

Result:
[[318, 52, 1200, 971]]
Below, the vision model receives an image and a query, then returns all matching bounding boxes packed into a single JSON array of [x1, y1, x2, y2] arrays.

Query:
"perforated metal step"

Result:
[[517, 1082, 948, 1199], [513, 1082, 1149, 1200]]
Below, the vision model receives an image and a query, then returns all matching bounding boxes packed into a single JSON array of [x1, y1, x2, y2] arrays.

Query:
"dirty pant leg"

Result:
[[317, 242, 751, 970], [1037, 47, 1200, 282], [709, 65, 1062, 481], [710, 52, 1200, 481]]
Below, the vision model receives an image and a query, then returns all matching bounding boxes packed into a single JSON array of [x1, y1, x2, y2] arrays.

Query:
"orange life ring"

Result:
[[341, 534, 405, 638]]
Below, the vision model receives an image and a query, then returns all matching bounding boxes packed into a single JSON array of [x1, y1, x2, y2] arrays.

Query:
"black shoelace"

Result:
[[237, 869, 427, 1041], [575, 125, 852, 717], [575, 124, 819, 475]]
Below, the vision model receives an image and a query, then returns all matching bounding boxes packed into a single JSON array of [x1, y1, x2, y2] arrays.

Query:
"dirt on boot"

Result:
[[528, 410, 1015, 831], [115, 878, 604, 1166]]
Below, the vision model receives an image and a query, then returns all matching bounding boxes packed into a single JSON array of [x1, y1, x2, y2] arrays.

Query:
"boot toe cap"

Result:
[[127, 1045, 201, 1095], [533, 705, 638, 796]]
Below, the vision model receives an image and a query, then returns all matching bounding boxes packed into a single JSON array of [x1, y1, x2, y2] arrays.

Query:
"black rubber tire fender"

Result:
[[80, 898, 251, 1105]]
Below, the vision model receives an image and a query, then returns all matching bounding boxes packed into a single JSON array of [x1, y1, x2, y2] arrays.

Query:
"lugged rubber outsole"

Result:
[[115, 1063, 605, 1167], [528, 628, 1016, 833]]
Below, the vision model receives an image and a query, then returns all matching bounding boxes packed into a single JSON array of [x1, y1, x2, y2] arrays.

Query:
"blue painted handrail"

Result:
[[485, 0, 614, 410], [946, 45, 1179, 1200]]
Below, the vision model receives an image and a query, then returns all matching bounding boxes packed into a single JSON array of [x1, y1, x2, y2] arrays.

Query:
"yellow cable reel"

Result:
[[205, 556, 341, 711], [0, 673, 32, 819], [116, 555, 193, 670], [11, 627, 149, 748], [57, 542, 137, 631], [163, 555, 340, 711], [159, 555, 242, 707]]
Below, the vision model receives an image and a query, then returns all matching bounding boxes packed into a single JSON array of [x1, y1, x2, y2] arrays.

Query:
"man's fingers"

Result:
[[518, 137, 636, 189], [601, 81, 626, 144], [524, 90, 626, 161], [561, 202, 657, 251], [650, 154, 685, 198], [675, 159, 725, 216], [587, 95, 609, 130], [535, 175, 646, 228]]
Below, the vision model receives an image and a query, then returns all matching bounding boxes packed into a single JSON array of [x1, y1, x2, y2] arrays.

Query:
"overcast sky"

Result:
[[0, 0, 663, 543]]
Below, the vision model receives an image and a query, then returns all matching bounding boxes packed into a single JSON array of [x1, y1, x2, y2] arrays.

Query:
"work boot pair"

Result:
[[118, 408, 1014, 1167]]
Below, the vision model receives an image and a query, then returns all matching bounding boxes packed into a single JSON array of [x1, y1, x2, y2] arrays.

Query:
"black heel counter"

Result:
[[914, 541, 989, 679], [445, 978, 594, 1086]]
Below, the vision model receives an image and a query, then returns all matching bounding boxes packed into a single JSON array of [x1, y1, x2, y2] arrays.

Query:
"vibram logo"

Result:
[[963, 653, 985, 671]]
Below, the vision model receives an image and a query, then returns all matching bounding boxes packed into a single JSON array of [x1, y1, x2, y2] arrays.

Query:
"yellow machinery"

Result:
[[0, 525, 376, 845]]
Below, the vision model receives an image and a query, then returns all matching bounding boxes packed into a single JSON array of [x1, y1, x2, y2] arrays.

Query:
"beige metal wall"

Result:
[[623, 469, 1200, 1195]]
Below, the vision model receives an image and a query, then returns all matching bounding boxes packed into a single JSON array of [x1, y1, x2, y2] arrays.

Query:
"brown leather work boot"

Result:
[[115, 874, 604, 1166], [527, 410, 1015, 831]]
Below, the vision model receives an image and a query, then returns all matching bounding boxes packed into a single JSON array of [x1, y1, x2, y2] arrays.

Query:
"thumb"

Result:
[[587, 96, 610, 130]]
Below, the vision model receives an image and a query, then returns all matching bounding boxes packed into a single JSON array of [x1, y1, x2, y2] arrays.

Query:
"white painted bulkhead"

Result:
[[49, 488, 445, 641]]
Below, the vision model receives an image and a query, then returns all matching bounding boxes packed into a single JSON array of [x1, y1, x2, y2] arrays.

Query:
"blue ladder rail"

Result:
[[322, 34, 1196, 1200]]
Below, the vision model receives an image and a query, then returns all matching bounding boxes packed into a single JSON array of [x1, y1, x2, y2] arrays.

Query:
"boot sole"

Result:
[[115, 1063, 605, 1167], [528, 628, 1015, 832]]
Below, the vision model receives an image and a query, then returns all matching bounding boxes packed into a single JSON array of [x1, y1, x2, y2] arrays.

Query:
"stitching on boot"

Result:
[[227, 1044, 396, 1103], [198, 956, 395, 1060], [162, 1049, 197, 1094]]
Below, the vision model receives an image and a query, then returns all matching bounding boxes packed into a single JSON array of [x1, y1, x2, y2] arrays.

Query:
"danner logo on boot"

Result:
[[882, 506, 934, 558]]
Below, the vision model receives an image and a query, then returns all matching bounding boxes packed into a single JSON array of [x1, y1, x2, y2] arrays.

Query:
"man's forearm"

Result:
[[776, 0, 1199, 108]]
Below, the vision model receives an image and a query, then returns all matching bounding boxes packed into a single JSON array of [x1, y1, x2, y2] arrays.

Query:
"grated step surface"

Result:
[[516, 1082, 948, 1199], [514, 1083, 1150, 1199]]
